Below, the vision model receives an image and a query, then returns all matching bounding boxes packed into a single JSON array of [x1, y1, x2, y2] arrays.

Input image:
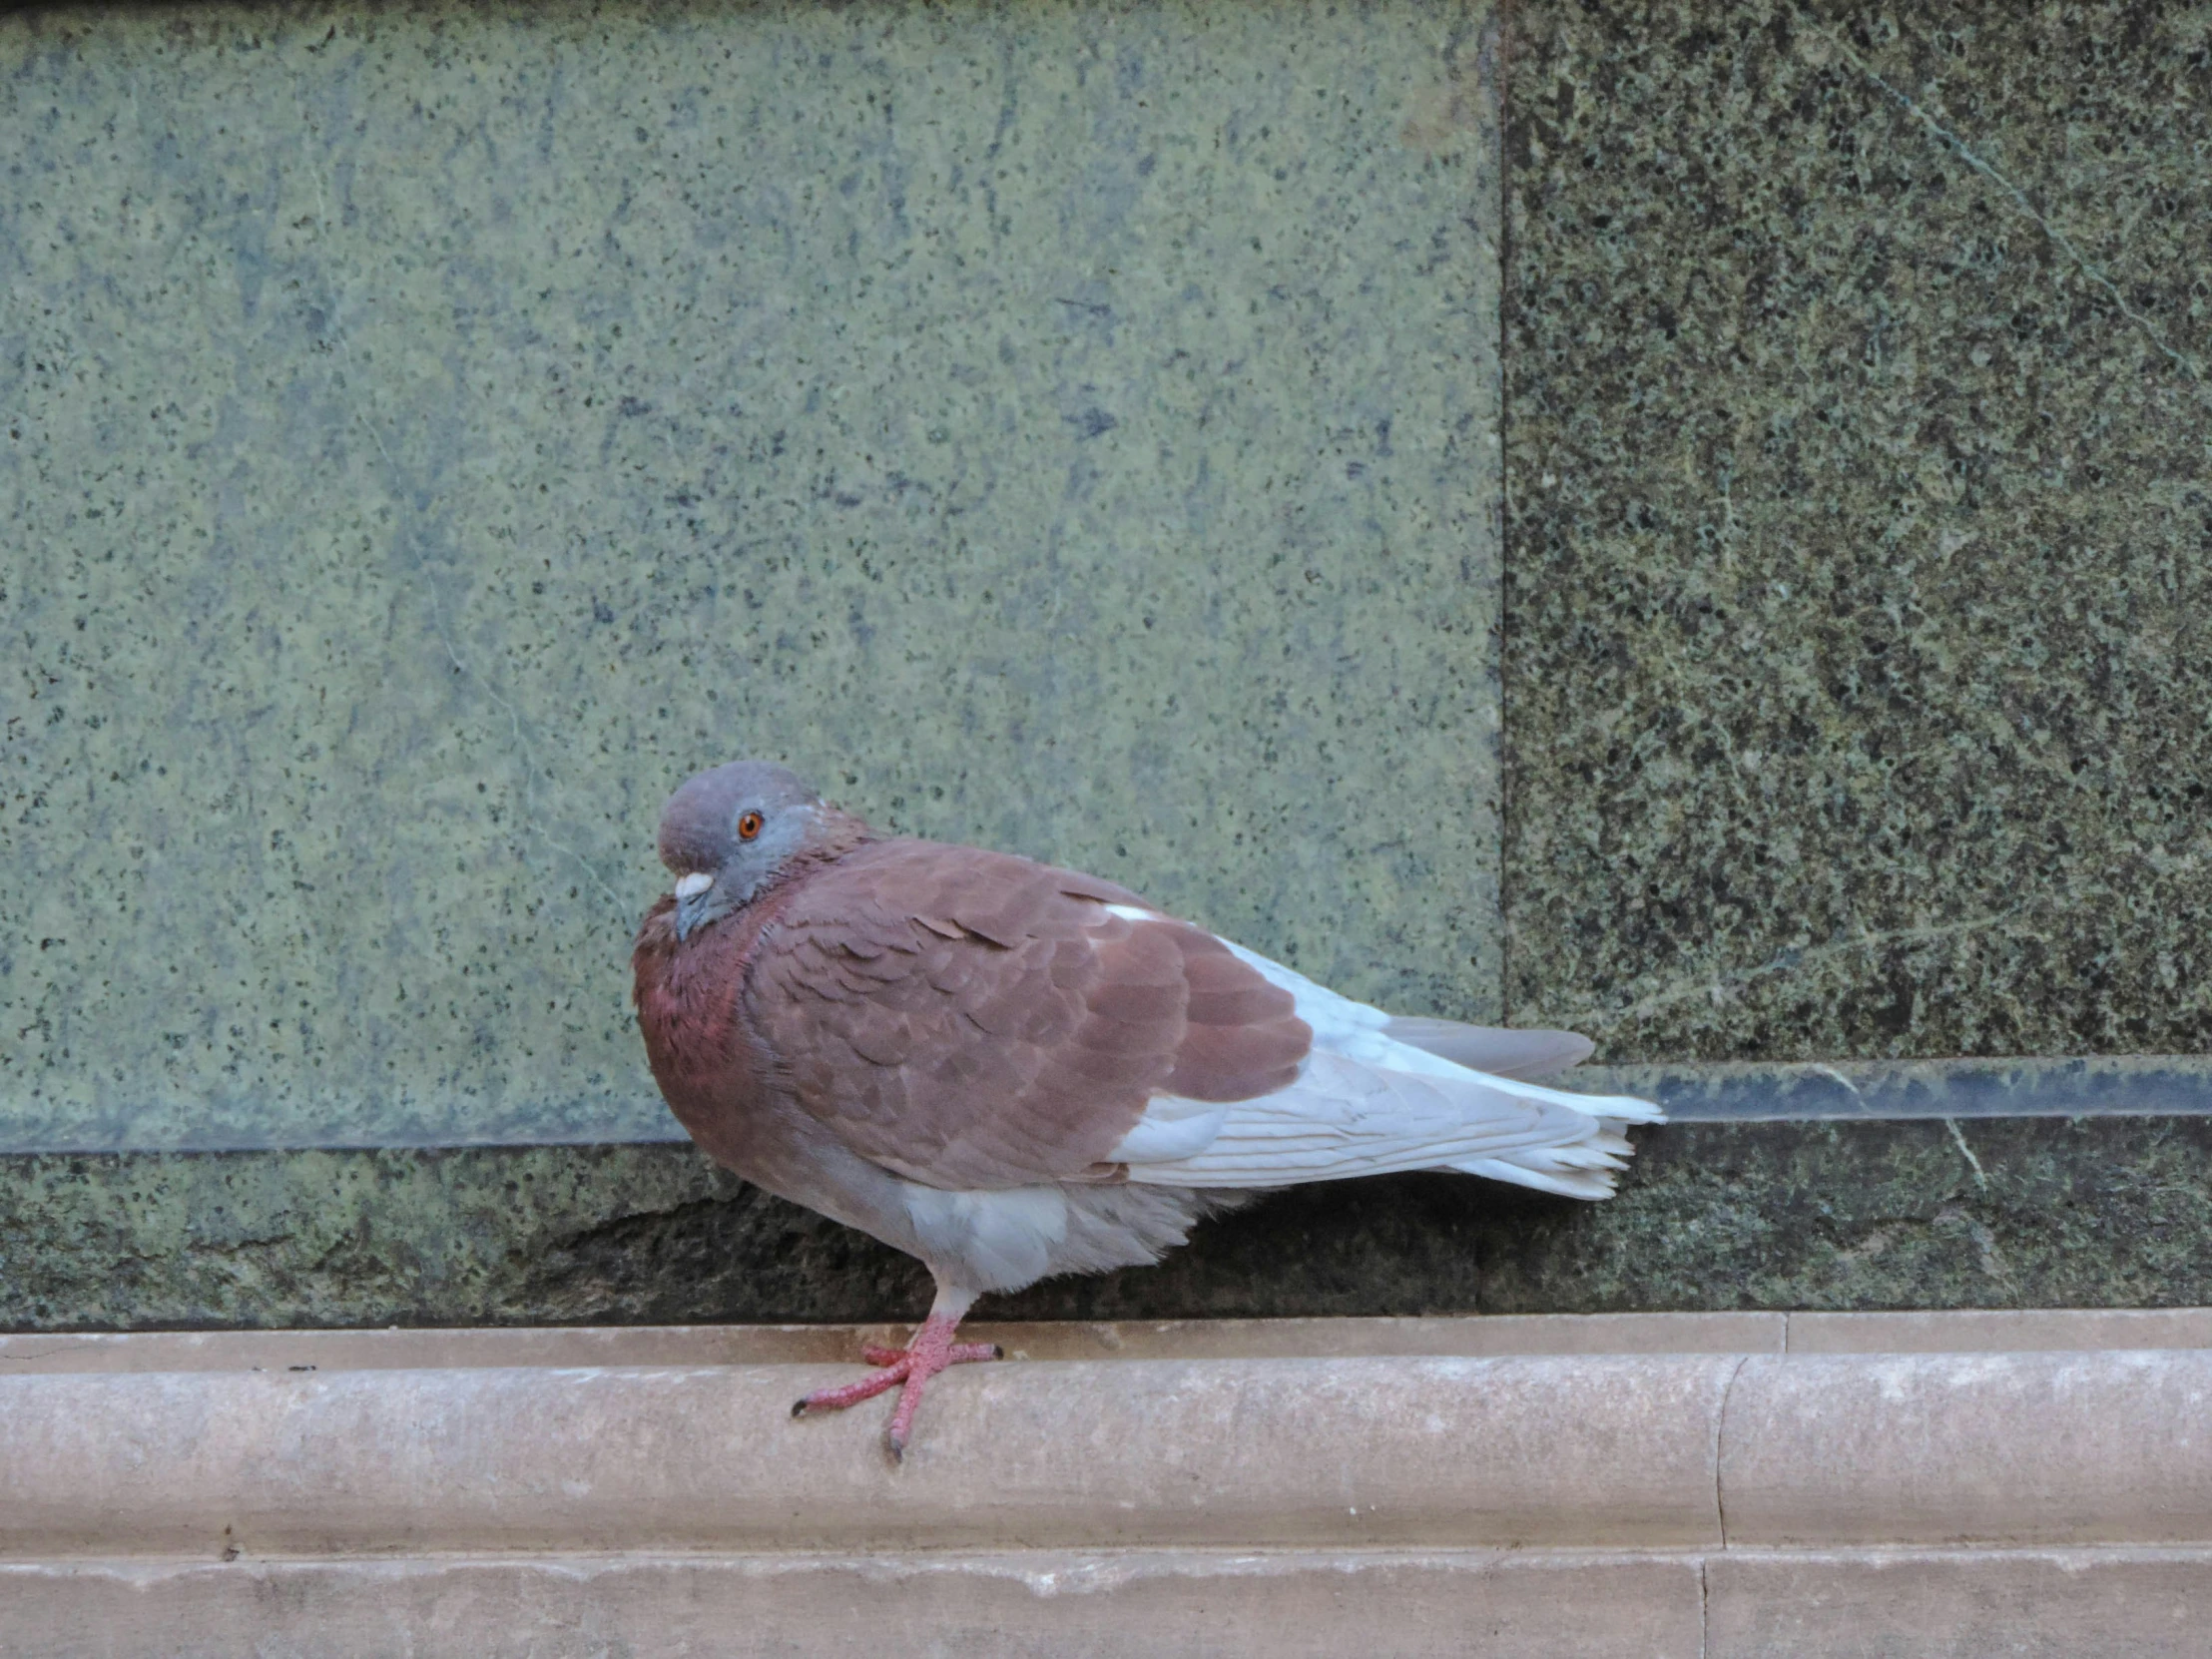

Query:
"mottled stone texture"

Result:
[[10, 0, 2208, 1333], [1502, 1, 2212, 1060], [1, 0, 1501, 1151], [8, 1118, 2210, 1329]]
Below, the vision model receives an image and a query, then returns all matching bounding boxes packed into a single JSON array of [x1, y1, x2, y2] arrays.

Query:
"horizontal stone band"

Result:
[[7, 1346, 2212, 1558], [11, 1549, 2210, 1659]]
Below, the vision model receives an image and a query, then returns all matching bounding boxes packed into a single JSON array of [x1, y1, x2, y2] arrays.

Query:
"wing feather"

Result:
[[747, 840, 1312, 1190], [1117, 1051, 1612, 1186], [1110, 935, 1660, 1199], [748, 845, 1651, 1203], [1383, 1016, 1595, 1080]]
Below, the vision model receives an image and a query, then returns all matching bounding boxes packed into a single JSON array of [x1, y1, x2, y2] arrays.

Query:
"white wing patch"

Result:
[[1105, 1093, 1228, 1162], [1104, 927, 1662, 1200]]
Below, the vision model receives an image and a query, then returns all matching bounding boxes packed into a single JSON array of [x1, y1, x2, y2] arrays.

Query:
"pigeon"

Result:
[[633, 760, 1660, 1457]]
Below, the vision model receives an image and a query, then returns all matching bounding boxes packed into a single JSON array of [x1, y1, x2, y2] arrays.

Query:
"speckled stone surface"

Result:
[[7, 1117, 2210, 1329], [10, 0, 2209, 1334], [1501, 1, 2212, 1060], [1, 0, 1501, 1150]]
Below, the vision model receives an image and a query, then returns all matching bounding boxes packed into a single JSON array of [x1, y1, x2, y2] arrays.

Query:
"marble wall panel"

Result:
[[1503, 0, 2212, 1059], [1, 0, 1503, 1148]]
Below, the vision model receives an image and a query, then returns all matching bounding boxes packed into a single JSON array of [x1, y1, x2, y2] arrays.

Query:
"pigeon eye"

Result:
[[737, 811, 764, 841]]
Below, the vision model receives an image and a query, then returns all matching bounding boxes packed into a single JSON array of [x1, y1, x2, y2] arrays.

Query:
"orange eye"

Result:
[[737, 811, 764, 841]]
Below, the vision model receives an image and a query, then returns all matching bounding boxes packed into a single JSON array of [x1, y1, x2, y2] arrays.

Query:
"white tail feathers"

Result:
[[1447, 1085, 1661, 1199], [1107, 931, 1662, 1203]]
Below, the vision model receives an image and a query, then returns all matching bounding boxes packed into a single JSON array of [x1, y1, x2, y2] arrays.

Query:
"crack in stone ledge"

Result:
[[1713, 1354, 1751, 1553]]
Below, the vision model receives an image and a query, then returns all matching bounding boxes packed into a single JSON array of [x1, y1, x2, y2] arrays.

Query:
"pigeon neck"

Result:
[[784, 807, 877, 874]]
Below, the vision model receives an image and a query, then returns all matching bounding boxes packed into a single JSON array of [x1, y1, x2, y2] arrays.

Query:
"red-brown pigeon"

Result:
[[633, 760, 1659, 1456]]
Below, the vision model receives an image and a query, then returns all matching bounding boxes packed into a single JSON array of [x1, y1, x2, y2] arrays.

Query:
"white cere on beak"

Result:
[[674, 872, 715, 900]]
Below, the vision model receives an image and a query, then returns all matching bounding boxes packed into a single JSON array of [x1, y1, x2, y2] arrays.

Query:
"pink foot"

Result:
[[791, 1311, 1001, 1459]]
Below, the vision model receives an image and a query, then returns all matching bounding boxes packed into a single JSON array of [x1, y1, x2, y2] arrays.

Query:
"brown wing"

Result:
[[747, 839, 1312, 1189]]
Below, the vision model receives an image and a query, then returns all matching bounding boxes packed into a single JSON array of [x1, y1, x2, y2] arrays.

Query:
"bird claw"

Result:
[[790, 1312, 1002, 1457]]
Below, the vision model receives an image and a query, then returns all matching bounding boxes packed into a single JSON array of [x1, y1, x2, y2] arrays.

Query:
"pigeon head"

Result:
[[657, 760, 857, 939]]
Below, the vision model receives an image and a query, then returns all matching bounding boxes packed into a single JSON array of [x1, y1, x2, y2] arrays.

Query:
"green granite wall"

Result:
[[6, 0, 2209, 1332], [2, 0, 1503, 1151], [1502, 0, 2212, 1062]]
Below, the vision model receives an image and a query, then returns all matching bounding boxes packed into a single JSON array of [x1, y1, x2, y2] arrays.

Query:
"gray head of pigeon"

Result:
[[656, 760, 863, 939]]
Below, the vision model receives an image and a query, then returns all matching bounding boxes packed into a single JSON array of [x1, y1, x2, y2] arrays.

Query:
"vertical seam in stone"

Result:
[[1697, 1553, 1710, 1659], [1713, 1354, 1751, 1550]]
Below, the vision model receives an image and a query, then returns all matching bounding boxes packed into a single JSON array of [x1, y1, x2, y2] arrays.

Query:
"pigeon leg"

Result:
[[791, 1285, 998, 1459]]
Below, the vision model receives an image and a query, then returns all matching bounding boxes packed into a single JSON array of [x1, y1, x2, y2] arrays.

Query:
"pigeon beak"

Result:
[[673, 871, 716, 940]]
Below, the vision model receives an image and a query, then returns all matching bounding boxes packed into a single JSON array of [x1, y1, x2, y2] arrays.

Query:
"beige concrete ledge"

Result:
[[1721, 1350, 2212, 1547], [1783, 1306, 2212, 1354], [5, 1549, 2209, 1659], [7, 1330, 2212, 1560], [0, 1551, 1711, 1659], [4, 1305, 2204, 1375], [1704, 1548, 2212, 1659], [0, 1312, 1791, 1373], [8, 1318, 2212, 1656], [0, 1355, 1740, 1555]]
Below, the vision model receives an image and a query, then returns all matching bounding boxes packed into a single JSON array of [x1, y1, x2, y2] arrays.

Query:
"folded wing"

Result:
[[1382, 1016, 1593, 1079], [750, 846, 1655, 1203], [747, 840, 1312, 1190], [1107, 927, 1661, 1200]]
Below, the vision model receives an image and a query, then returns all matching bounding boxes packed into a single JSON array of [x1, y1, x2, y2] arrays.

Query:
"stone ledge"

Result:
[[6, 1332, 2212, 1560], [6, 1305, 2211, 1374], [6, 1549, 2209, 1659], [10, 1324, 2212, 1656], [0, 1356, 1741, 1555]]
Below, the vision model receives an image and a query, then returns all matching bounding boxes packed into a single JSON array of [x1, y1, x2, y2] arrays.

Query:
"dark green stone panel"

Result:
[[7, 1120, 2209, 1330], [1501, 0, 2212, 1060], [0, 1144, 916, 1332], [1475, 1115, 2212, 1315]]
